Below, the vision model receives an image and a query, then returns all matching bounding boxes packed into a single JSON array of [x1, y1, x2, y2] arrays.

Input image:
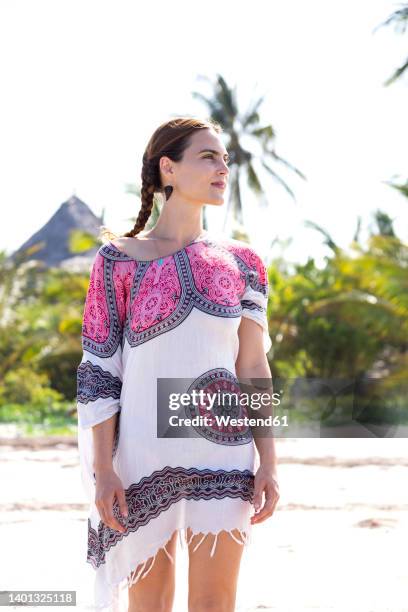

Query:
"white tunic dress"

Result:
[[76, 230, 272, 611]]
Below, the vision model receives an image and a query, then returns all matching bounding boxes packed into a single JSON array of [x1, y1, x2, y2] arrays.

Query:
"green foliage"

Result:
[[0, 249, 87, 428], [0, 367, 63, 414], [68, 229, 100, 254], [267, 231, 408, 384], [39, 350, 82, 400], [0, 212, 407, 429]]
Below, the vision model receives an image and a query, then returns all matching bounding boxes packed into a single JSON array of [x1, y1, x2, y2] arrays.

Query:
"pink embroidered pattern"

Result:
[[187, 242, 245, 305], [185, 367, 253, 445], [82, 253, 110, 344], [224, 242, 268, 287], [131, 258, 182, 332], [92, 237, 269, 349], [113, 260, 137, 327]]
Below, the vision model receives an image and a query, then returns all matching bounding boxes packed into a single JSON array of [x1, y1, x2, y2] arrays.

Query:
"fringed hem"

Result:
[[93, 525, 252, 610], [126, 525, 252, 589]]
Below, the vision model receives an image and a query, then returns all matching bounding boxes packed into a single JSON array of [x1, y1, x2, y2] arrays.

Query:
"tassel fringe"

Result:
[[126, 526, 250, 589]]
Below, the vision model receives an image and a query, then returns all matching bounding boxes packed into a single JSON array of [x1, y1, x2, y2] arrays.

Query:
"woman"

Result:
[[76, 116, 280, 612]]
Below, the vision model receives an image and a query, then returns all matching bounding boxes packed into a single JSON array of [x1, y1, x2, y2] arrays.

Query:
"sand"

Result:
[[0, 435, 407, 611]]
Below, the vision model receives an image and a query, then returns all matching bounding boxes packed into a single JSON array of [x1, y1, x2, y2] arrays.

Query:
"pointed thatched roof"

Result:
[[10, 195, 104, 271]]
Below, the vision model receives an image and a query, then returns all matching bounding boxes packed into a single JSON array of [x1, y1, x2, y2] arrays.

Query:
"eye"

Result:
[[203, 155, 230, 166]]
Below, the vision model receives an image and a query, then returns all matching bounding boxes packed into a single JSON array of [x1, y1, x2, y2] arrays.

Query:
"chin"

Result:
[[206, 199, 224, 207], [206, 194, 225, 205]]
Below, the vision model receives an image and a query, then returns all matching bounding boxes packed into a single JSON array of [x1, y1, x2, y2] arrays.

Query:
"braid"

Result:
[[123, 154, 158, 238], [121, 116, 222, 240]]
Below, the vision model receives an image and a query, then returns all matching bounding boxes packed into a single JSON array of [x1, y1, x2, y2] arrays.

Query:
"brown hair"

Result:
[[100, 116, 222, 242]]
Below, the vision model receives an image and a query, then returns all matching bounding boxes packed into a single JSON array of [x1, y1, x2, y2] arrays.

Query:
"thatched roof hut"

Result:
[[10, 195, 104, 271]]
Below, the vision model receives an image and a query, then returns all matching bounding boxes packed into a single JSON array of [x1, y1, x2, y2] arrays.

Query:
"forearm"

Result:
[[253, 433, 278, 471], [236, 359, 278, 471], [92, 413, 118, 474]]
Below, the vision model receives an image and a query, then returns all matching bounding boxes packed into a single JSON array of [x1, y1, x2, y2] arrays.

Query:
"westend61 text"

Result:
[[168, 415, 287, 427]]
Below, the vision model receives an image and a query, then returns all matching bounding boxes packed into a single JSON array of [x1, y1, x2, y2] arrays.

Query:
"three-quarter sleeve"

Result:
[[76, 248, 126, 430], [239, 247, 272, 354]]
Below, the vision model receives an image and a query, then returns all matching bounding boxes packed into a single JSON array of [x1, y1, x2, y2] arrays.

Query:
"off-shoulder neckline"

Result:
[[105, 230, 211, 263]]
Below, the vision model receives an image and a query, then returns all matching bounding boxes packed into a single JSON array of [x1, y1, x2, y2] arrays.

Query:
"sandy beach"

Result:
[[1, 435, 407, 612]]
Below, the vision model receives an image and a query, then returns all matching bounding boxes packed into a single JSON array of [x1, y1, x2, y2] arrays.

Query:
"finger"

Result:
[[253, 482, 276, 514], [115, 487, 129, 519], [254, 498, 279, 521], [98, 506, 108, 527], [101, 499, 126, 533], [252, 487, 264, 512], [251, 506, 276, 524], [105, 509, 126, 533], [106, 501, 125, 533], [254, 502, 275, 521], [252, 510, 275, 524], [252, 494, 278, 522]]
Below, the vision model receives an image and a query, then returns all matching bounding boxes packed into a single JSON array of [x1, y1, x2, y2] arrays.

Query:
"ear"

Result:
[[160, 155, 174, 177]]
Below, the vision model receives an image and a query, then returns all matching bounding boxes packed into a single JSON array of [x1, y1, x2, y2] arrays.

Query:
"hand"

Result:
[[94, 468, 129, 533], [251, 465, 280, 525]]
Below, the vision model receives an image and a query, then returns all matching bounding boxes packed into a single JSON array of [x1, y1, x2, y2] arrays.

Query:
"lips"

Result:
[[211, 182, 226, 188]]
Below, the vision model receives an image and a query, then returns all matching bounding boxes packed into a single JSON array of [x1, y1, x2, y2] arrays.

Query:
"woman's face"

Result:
[[160, 128, 230, 206]]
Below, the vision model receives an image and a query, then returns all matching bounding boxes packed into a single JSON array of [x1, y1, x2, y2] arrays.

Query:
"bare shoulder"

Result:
[[110, 236, 133, 250], [109, 234, 152, 259]]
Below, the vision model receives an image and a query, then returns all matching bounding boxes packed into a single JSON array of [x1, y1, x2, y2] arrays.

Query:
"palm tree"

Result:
[[191, 74, 307, 237], [373, 2, 408, 86], [373, 4, 408, 235], [383, 176, 408, 199]]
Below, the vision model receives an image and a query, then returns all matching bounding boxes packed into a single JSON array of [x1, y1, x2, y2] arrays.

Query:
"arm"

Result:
[[92, 413, 118, 474], [236, 318, 280, 525], [76, 249, 124, 431], [236, 245, 280, 524], [235, 326, 278, 472], [76, 248, 128, 531]]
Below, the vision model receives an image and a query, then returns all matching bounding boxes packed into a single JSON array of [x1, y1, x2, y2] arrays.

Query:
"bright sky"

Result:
[[1, 0, 407, 267]]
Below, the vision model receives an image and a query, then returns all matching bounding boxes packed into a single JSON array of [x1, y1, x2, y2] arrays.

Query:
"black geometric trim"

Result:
[[77, 361, 122, 404], [87, 465, 254, 568], [225, 246, 268, 298], [98, 243, 136, 262], [81, 255, 123, 358], [240, 299, 264, 313], [246, 269, 268, 297]]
